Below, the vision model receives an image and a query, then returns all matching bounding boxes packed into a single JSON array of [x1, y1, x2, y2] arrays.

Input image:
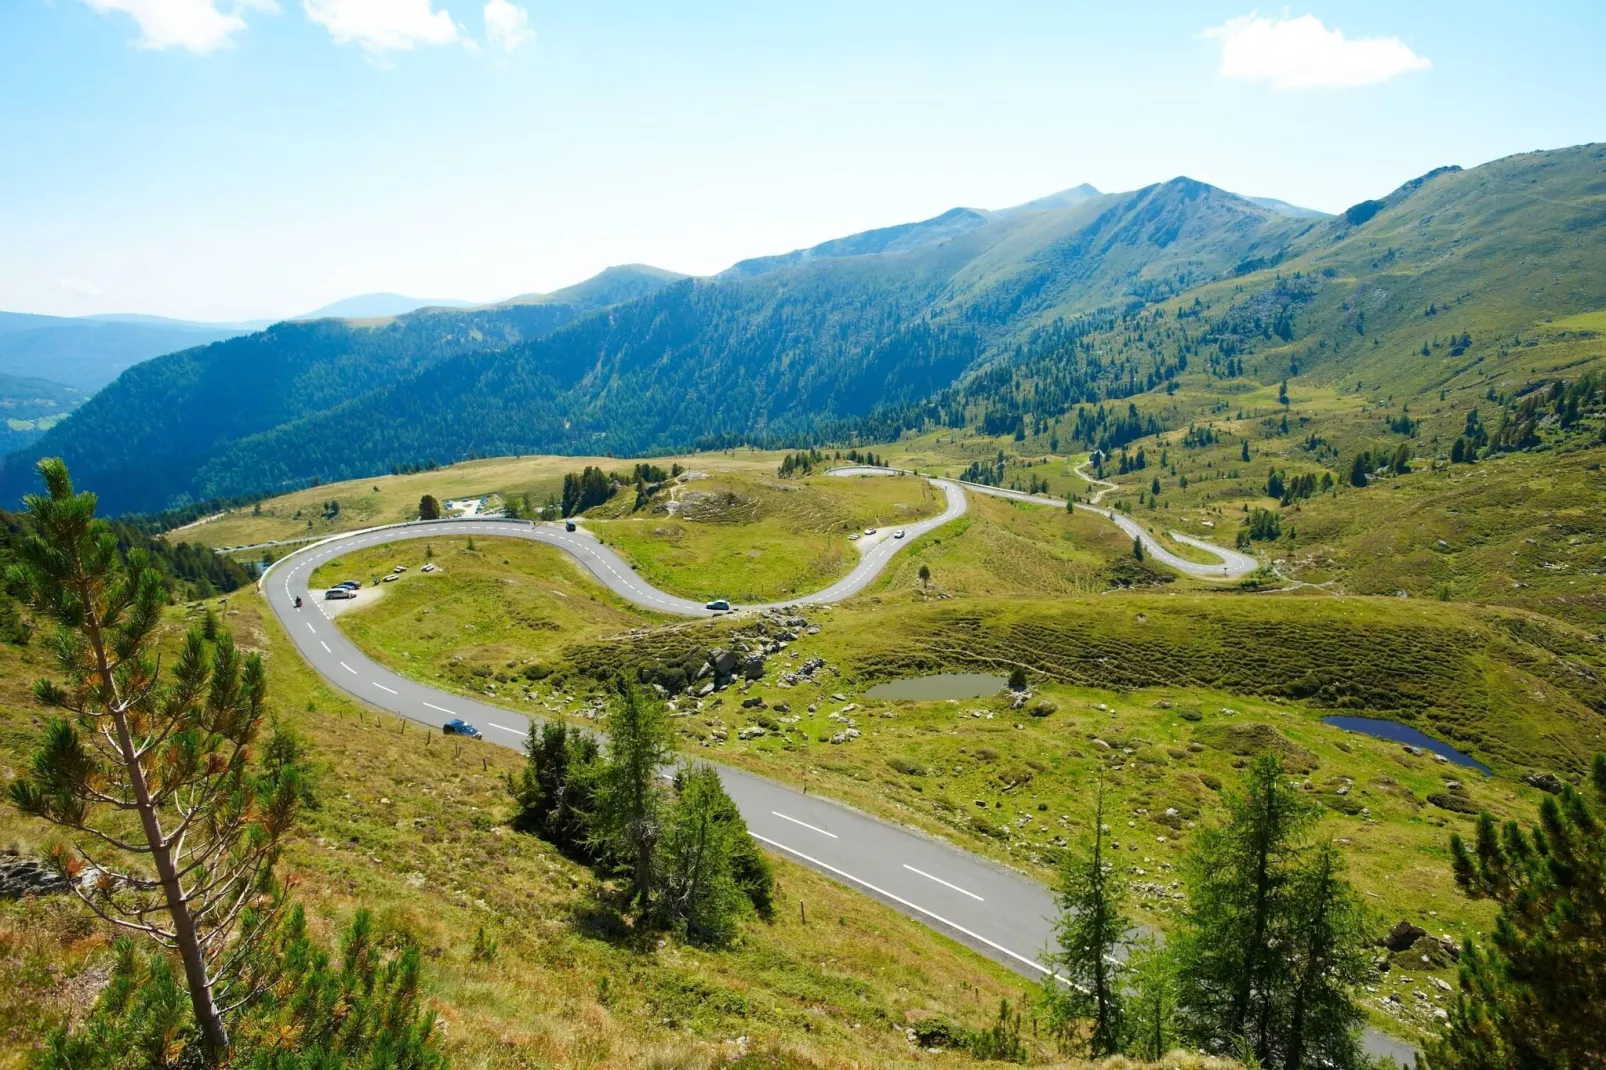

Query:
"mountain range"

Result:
[[4, 144, 1603, 514]]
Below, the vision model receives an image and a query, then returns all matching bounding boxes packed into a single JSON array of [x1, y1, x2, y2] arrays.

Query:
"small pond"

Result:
[[1322, 716, 1492, 775], [864, 673, 1009, 701]]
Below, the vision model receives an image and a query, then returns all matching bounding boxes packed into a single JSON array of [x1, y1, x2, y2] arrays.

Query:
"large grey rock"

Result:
[[741, 653, 767, 681], [1382, 920, 1427, 952], [0, 852, 70, 899], [708, 647, 740, 676]]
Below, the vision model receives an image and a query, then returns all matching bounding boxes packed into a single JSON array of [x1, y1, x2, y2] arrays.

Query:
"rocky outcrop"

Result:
[[0, 851, 70, 899]]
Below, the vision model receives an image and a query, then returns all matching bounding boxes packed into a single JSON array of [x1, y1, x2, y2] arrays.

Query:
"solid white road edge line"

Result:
[[750, 833, 1055, 979], [903, 864, 985, 902], [770, 811, 838, 838]]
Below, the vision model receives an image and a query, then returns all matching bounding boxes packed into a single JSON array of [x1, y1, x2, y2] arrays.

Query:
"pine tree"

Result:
[[1038, 776, 1128, 1055], [593, 684, 673, 910], [1241, 438, 1251, 462], [418, 494, 442, 520], [8, 459, 299, 1063], [1427, 754, 1606, 1068]]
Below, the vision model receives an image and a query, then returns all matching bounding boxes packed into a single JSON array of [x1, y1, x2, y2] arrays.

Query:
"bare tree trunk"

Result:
[[91, 623, 229, 1062]]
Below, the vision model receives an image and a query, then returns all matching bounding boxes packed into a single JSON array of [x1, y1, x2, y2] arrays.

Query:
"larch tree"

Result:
[[7, 459, 298, 1063], [593, 683, 672, 910], [1039, 775, 1129, 1056]]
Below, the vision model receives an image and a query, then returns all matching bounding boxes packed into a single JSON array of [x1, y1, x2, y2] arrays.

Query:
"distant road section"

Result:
[[829, 465, 1257, 580]]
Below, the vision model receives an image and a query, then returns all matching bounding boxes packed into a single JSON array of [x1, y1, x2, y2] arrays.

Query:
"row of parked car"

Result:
[[323, 561, 437, 599]]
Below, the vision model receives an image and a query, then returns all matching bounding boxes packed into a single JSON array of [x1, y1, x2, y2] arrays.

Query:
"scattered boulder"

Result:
[[741, 696, 766, 709], [1524, 771, 1565, 795], [708, 648, 740, 676], [738, 725, 766, 740], [1382, 920, 1427, 953], [741, 652, 767, 681]]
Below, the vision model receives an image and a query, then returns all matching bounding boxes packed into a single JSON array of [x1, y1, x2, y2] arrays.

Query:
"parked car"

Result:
[[864, 528, 877, 535], [441, 718, 481, 739], [894, 529, 906, 539], [705, 599, 731, 612], [382, 574, 398, 583], [393, 565, 407, 573], [335, 580, 361, 590], [848, 532, 860, 541], [420, 562, 436, 573], [324, 587, 357, 600], [564, 520, 577, 532]]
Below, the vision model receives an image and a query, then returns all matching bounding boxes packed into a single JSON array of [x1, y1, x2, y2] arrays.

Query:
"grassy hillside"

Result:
[[7, 591, 1205, 1069], [306, 539, 1603, 1046]]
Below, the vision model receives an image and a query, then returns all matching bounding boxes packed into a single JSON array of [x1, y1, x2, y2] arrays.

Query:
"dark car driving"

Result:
[[441, 718, 481, 739]]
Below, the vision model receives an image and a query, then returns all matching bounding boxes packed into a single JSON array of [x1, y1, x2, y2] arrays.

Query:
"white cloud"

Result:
[[81, 0, 272, 53], [483, 0, 531, 53], [1204, 13, 1430, 90], [302, 0, 459, 52], [55, 276, 104, 297]]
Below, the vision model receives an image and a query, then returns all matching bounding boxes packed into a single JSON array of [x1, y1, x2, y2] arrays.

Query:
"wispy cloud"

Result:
[[1204, 13, 1430, 90], [55, 276, 104, 297], [302, 0, 459, 53], [483, 0, 531, 53], [81, 0, 274, 54]]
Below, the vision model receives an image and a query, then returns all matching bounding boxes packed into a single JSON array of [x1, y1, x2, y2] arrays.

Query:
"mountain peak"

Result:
[[296, 293, 475, 321], [995, 183, 1102, 216]]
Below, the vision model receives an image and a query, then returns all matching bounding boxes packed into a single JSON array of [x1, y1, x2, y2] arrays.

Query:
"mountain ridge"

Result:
[[7, 145, 1603, 513]]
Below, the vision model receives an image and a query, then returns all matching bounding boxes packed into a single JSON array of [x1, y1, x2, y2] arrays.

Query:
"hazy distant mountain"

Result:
[[295, 293, 477, 321], [1245, 196, 1331, 220], [721, 207, 995, 278], [994, 183, 1103, 216], [497, 264, 686, 309], [0, 371, 90, 454], [0, 311, 249, 392]]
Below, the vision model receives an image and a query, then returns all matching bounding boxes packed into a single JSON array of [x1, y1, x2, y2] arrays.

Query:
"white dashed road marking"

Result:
[[372, 682, 397, 694], [771, 811, 837, 839], [340, 662, 356, 674], [903, 864, 985, 901]]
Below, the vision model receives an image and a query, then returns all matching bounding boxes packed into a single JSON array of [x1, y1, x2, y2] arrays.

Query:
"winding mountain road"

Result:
[[258, 477, 1408, 1063]]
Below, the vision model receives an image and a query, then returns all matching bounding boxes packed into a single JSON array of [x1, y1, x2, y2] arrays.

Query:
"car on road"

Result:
[[420, 562, 436, 573], [894, 529, 906, 539], [847, 532, 860, 541], [441, 718, 481, 739], [564, 520, 577, 532], [705, 599, 731, 612], [392, 565, 407, 573], [382, 574, 398, 582], [864, 527, 876, 535], [324, 587, 357, 600]]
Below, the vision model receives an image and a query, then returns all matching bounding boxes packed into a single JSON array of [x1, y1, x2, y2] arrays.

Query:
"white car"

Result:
[[393, 565, 407, 573], [864, 527, 877, 535], [382, 574, 398, 583], [894, 529, 906, 539], [324, 587, 357, 600], [420, 562, 436, 573], [848, 532, 860, 541]]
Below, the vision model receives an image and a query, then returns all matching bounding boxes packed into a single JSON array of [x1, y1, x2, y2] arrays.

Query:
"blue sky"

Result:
[[2, 1, 1602, 322]]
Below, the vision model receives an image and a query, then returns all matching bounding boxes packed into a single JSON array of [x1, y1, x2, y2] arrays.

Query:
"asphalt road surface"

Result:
[[260, 495, 1410, 1063]]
